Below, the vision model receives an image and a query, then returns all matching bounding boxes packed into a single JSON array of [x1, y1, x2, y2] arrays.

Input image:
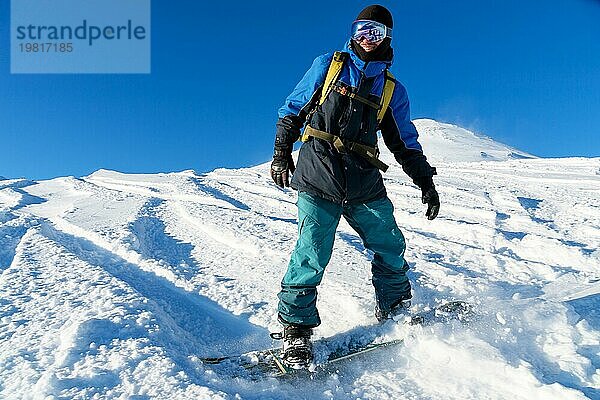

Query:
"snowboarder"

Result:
[[270, 5, 440, 368]]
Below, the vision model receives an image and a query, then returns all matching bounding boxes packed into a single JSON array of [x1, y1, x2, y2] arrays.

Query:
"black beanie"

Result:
[[351, 5, 394, 62], [356, 5, 393, 29]]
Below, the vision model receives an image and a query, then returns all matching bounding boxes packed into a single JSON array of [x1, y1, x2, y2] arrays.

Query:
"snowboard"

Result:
[[201, 300, 473, 378]]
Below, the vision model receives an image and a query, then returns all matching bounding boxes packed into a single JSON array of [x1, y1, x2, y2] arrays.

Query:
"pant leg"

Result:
[[343, 196, 411, 312], [277, 192, 342, 327]]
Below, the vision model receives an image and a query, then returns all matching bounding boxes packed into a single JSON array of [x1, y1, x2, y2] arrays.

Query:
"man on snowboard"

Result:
[[270, 5, 440, 368]]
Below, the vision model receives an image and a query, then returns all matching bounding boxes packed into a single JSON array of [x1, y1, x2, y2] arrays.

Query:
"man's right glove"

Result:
[[270, 144, 295, 188], [271, 116, 303, 188]]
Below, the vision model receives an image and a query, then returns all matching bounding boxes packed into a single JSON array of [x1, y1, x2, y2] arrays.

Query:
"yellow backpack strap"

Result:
[[301, 51, 348, 142], [318, 51, 348, 106], [377, 70, 396, 124]]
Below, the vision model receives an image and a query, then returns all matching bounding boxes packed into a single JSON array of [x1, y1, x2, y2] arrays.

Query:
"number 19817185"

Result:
[[19, 43, 73, 52]]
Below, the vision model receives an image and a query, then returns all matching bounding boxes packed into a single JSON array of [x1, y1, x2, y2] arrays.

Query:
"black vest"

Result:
[[291, 65, 387, 205]]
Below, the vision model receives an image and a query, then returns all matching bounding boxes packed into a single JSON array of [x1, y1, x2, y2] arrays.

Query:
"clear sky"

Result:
[[1, 0, 599, 180]]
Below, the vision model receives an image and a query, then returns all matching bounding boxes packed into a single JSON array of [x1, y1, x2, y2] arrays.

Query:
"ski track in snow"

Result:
[[1, 121, 599, 399]]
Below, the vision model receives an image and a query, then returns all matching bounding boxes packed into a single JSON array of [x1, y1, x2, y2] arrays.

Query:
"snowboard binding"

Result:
[[270, 326, 313, 370], [375, 298, 412, 323]]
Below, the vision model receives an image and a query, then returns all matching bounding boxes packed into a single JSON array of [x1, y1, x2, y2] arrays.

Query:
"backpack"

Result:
[[300, 51, 396, 142], [298, 51, 396, 172]]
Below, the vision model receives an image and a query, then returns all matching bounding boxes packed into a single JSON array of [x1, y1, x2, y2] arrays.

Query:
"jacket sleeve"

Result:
[[379, 81, 436, 189], [275, 53, 332, 146]]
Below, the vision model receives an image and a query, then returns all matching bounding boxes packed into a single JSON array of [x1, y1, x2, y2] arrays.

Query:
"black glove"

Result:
[[271, 115, 303, 188], [415, 177, 440, 220], [276, 115, 303, 144], [421, 186, 440, 220], [270, 145, 295, 188]]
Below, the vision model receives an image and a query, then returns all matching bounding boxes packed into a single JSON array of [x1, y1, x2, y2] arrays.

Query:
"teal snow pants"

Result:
[[277, 191, 411, 327]]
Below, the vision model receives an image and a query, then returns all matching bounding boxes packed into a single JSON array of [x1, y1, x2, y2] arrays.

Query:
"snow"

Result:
[[412, 119, 536, 163], [1, 119, 599, 399]]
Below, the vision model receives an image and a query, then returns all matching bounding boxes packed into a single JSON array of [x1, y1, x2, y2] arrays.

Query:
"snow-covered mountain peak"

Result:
[[410, 118, 536, 163]]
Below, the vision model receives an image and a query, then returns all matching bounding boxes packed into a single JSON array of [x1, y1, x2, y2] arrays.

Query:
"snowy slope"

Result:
[[1, 120, 599, 399], [412, 119, 536, 163]]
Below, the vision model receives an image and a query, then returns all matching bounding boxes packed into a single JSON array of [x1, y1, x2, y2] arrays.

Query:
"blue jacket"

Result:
[[276, 41, 435, 204]]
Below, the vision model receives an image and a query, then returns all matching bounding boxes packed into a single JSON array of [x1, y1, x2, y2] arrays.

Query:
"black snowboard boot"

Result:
[[375, 298, 412, 322], [280, 325, 313, 369]]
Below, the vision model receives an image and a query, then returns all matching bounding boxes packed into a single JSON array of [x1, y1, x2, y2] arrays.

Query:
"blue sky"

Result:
[[1, 0, 599, 180]]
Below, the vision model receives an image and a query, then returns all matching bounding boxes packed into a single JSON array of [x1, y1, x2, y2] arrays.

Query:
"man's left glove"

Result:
[[416, 177, 440, 220], [422, 186, 440, 220], [270, 144, 295, 188]]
